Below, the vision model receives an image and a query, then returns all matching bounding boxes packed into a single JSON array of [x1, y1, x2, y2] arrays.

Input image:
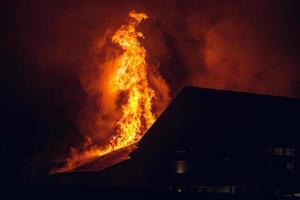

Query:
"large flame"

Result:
[[110, 11, 155, 147], [51, 10, 169, 174]]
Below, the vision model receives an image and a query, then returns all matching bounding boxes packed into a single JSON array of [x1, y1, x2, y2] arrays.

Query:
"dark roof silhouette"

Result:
[[55, 86, 300, 189], [134, 85, 300, 158]]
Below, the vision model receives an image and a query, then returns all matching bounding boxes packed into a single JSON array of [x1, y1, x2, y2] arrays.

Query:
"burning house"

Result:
[[52, 86, 300, 196], [2, 2, 300, 198]]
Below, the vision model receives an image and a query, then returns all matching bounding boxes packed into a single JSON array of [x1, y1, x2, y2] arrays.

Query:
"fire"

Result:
[[51, 10, 169, 174], [111, 11, 155, 147]]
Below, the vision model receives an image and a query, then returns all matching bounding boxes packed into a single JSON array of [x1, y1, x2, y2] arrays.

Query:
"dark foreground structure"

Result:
[[50, 86, 300, 197]]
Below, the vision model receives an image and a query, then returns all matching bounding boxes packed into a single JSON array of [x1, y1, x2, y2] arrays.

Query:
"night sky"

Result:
[[1, 0, 300, 183]]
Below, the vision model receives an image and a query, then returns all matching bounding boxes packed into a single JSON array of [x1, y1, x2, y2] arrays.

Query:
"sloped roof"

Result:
[[55, 86, 300, 187], [133, 85, 300, 159]]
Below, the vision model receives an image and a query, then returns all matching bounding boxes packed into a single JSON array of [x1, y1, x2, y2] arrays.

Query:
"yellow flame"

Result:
[[51, 10, 157, 174], [110, 10, 155, 148]]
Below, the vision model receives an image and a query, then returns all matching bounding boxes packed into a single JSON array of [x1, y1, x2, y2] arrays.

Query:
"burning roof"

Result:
[[53, 86, 300, 189], [51, 10, 170, 174]]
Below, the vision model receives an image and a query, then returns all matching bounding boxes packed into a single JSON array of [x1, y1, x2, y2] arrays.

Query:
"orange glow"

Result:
[[51, 10, 169, 174]]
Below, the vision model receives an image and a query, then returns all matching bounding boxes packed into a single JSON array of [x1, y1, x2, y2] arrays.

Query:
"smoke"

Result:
[[140, 0, 300, 97], [6, 0, 299, 97], [8, 0, 298, 104], [198, 19, 300, 97]]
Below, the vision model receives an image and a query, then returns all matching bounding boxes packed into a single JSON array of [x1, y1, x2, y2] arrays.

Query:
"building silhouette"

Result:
[[54, 86, 300, 196]]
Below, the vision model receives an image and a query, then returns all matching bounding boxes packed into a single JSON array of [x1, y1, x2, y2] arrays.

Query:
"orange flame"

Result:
[[111, 11, 155, 147], [51, 10, 169, 174]]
